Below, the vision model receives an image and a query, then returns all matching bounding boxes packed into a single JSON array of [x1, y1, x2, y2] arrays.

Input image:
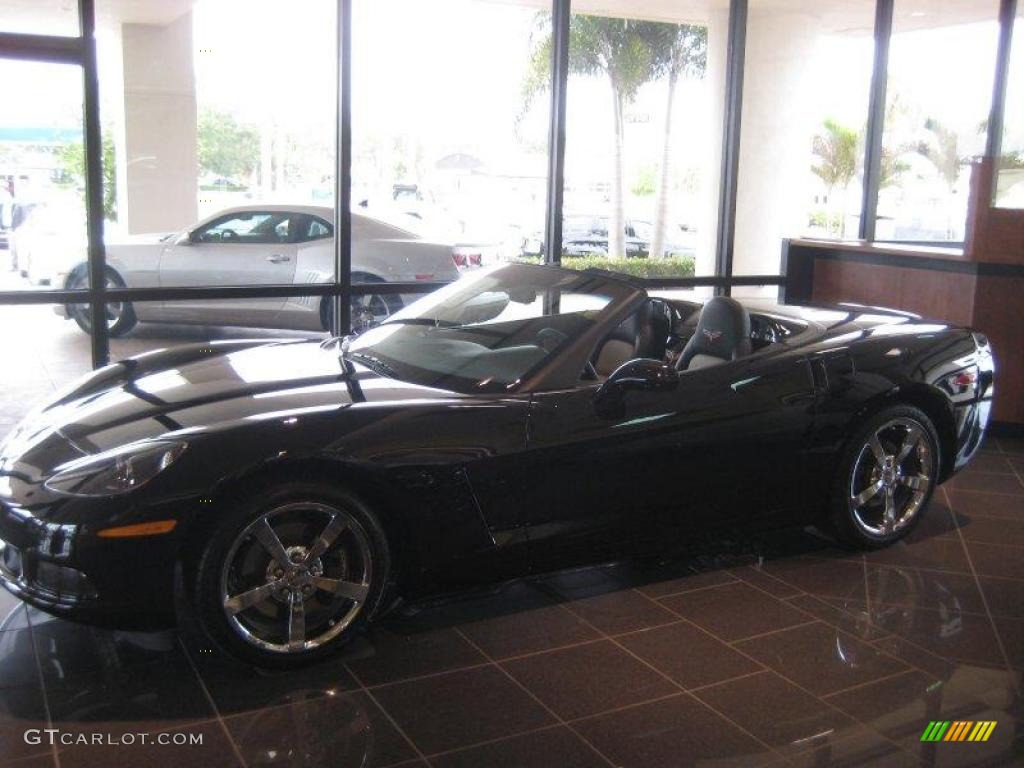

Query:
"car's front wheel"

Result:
[[193, 481, 390, 667], [66, 266, 138, 337], [830, 404, 940, 549]]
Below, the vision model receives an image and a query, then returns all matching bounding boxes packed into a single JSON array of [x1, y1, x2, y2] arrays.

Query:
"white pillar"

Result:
[[732, 8, 820, 277], [697, 7, 729, 279], [119, 11, 197, 234]]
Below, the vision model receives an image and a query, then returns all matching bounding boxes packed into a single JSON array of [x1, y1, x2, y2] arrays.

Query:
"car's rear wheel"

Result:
[[321, 273, 403, 334], [830, 405, 939, 549], [66, 266, 137, 337], [193, 481, 390, 667]]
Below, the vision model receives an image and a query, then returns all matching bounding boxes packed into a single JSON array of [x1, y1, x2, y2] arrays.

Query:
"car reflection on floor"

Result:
[[1, 457, 1022, 768]]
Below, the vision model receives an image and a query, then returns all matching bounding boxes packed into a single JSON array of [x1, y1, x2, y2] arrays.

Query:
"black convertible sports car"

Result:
[[0, 263, 994, 666]]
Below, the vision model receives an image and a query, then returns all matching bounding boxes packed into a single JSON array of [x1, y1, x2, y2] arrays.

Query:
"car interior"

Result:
[[585, 296, 806, 381]]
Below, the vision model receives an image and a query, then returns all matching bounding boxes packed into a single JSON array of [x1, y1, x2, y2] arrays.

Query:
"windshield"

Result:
[[345, 263, 634, 393]]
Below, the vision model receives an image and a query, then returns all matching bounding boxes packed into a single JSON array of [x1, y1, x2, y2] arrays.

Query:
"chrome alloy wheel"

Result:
[[849, 417, 934, 537], [69, 275, 125, 330], [219, 502, 373, 654], [351, 294, 392, 333]]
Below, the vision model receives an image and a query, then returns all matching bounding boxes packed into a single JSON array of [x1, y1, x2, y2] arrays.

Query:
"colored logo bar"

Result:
[[921, 721, 997, 742]]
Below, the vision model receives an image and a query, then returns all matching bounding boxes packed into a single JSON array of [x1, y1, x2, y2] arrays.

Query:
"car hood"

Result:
[[0, 340, 463, 482]]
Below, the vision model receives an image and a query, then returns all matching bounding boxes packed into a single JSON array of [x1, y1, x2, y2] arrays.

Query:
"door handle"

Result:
[[266, 254, 291, 263]]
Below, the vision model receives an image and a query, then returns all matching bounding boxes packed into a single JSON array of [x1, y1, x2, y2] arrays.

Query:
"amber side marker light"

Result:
[[96, 520, 178, 538]]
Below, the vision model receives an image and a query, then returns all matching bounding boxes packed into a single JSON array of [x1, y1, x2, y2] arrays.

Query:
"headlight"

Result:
[[44, 441, 188, 497]]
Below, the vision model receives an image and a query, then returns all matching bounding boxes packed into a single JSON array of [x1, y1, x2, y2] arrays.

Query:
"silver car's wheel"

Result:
[[350, 293, 393, 333], [66, 267, 137, 337], [219, 501, 373, 654], [848, 416, 935, 538]]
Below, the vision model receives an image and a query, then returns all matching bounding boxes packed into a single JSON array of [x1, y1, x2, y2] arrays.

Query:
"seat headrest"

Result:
[[677, 296, 751, 370]]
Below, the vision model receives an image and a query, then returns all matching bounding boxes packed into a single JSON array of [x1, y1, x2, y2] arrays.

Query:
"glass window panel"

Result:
[[879, 1, 1001, 242], [352, 0, 550, 289], [564, 0, 722, 285], [734, 0, 875, 282], [0, 60, 88, 291], [0, 305, 92, 434], [0, 0, 79, 37], [106, 297, 322, 361], [995, 8, 1024, 208], [95, 0, 338, 294]]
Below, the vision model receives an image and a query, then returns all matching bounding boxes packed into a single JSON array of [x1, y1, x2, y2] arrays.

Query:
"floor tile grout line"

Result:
[[861, 553, 872, 625], [630, 587, 921, 761], [451, 626, 619, 768], [724, 619, 821, 646], [711, 565, 897, 642], [546, 587, 790, 764], [818, 590, 1021, 621], [179, 639, 248, 768], [1004, 451, 1024, 492], [819, 667, 925, 700], [685, 668, 771, 695], [358, 685, 431, 765], [944, 486, 1024, 500], [726, 566, 804, 598], [780, 591, 891, 638], [949, 467, 1021, 478], [940, 485, 1021, 696], [419, 722, 565, 762], [24, 608, 60, 768], [867, 627, 1011, 680], [639, 577, 742, 601], [355, 660, 494, 691]]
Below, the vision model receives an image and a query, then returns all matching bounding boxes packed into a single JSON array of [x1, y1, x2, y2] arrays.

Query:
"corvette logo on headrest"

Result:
[[703, 329, 723, 343]]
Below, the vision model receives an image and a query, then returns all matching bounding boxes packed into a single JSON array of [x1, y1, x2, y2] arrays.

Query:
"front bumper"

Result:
[[0, 499, 180, 629]]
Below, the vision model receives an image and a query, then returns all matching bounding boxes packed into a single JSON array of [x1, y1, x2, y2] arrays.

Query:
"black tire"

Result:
[[192, 481, 390, 668], [66, 265, 138, 337], [321, 273, 403, 332], [829, 404, 940, 549]]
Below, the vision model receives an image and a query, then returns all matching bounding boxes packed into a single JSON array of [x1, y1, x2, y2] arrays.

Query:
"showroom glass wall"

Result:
[[0, 0, 1019, 403], [996, 1, 1024, 207], [732, 0, 876, 282]]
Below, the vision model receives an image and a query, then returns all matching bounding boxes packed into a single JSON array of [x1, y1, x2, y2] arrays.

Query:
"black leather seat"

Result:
[[593, 299, 670, 377], [676, 296, 751, 370]]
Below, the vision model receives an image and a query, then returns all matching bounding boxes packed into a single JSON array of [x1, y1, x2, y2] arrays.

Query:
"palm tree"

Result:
[[647, 24, 706, 259], [525, 15, 665, 258], [811, 119, 859, 236], [918, 117, 962, 192]]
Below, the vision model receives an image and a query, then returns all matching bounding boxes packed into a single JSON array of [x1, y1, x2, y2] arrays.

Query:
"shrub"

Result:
[[560, 254, 696, 278], [512, 253, 695, 278]]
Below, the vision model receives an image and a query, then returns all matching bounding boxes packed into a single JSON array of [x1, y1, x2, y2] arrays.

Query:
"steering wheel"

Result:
[[219, 228, 238, 242]]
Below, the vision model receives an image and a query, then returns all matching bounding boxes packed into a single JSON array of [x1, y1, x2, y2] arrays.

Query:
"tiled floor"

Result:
[[0, 436, 1021, 767]]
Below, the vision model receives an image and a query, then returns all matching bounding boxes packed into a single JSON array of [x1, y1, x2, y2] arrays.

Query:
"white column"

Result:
[[119, 11, 197, 234], [697, 7, 729, 279], [732, 8, 820, 277]]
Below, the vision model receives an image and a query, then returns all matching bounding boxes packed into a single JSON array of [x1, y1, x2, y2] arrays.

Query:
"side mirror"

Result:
[[174, 232, 194, 246], [594, 358, 678, 416]]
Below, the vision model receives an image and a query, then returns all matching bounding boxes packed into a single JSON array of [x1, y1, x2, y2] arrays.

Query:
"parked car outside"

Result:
[[20, 204, 474, 336], [521, 215, 697, 258]]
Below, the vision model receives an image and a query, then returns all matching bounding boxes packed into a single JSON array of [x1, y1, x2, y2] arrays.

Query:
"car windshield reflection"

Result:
[[345, 264, 633, 393]]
